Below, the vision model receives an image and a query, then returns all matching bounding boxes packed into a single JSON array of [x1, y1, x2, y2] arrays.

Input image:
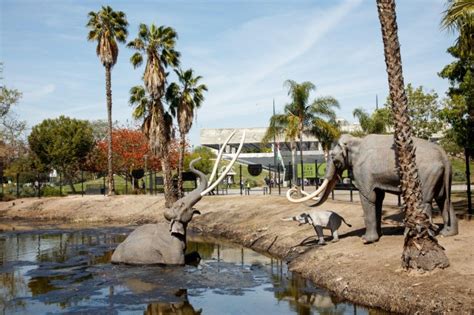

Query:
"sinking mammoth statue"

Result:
[[112, 130, 246, 265], [287, 134, 458, 243]]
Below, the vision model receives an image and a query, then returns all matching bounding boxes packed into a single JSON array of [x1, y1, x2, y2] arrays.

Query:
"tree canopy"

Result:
[[28, 116, 95, 175]]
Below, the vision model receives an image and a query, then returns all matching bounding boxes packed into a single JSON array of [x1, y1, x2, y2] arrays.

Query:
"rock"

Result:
[[111, 223, 185, 265]]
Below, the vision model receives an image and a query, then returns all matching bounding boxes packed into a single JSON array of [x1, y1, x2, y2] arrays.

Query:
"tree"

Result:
[[28, 116, 95, 192], [88, 128, 173, 189], [87, 6, 128, 196], [128, 23, 180, 207], [385, 84, 443, 139], [376, 0, 449, 270], [183, 146, 216, 174], [263, 106, 300, 182], [310, 120, 340, 159], [441, 0, 474, 58], [166, 68, 207, 198], [264, 81, 339, 182], [440, 0, 473, 214], [352, 107, 392, 135], [0, 64, 27, 168]]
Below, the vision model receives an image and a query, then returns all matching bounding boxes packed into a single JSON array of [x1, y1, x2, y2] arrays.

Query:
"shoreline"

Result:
[[1, 194, 473, 313]]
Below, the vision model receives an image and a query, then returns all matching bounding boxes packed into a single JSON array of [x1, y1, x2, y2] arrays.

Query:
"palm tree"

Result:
[[263, 80, 339, 183], [128, 24, 180, 207], [166, 68, 207, 198], [284, 80, 339, 185], [376, 0, 449, 270], [87, 6, 128, 196], [263, 109, 300, 183], [310, 119, 340, 159], [352, 107, 391, 134], [441, 0, 474, 57]]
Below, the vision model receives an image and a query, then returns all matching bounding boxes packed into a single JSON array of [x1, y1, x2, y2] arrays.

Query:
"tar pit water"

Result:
[[0, 226, 374, 314]]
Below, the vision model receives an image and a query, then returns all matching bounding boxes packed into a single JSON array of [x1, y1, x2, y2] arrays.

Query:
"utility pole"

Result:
[[376, 94, 379, 110], [273, 99, 277, 181]]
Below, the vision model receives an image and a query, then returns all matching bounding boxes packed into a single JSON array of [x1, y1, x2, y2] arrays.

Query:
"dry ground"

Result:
[[0, 193, 473, 313]]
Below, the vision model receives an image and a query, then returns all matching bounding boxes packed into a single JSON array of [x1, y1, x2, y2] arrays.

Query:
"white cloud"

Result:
[[23, 84, 56, 102]]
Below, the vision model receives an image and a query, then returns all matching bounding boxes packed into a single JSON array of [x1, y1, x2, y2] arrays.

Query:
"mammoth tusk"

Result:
[[286, 179, 329, 203], [201, 131, 246, 196], [208, 130, 236, 184], [280, 217, 294, 221]]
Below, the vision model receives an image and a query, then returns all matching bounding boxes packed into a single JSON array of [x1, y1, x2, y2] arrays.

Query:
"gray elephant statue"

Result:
[[287, 134, 458, 243], [112, 130, 246, 265]]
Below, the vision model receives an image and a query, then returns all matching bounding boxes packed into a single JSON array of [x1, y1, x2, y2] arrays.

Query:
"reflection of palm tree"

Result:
[[271, 272, 346, 315], [144, 289, 202, 315], [376, 0, 449, 269]]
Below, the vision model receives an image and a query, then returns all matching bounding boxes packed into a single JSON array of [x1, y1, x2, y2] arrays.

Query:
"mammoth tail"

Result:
[[340, 215, 352, 227]]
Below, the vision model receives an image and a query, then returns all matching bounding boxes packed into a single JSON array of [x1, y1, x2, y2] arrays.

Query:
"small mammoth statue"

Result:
[[282, 210, 351, 245]]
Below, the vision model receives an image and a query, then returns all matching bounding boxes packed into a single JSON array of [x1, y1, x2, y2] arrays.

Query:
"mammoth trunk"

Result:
[[310, 161, 338, 207]]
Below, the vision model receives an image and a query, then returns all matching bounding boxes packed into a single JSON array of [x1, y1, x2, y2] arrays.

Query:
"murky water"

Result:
[[0, 226, 375, 314]]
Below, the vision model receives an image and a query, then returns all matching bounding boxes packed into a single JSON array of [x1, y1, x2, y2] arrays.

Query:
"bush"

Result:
[[41, 186, 63, 197]]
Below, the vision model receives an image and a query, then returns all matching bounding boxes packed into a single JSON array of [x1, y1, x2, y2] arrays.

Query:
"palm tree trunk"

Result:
[[177, 132, 185, 199], [290, 141, 297, 185], [105, 64, 115, 196], [154, 100, 177, 208], [377, 0, 449, 270]]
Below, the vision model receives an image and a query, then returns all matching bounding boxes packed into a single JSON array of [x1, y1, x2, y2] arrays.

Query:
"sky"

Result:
[[0, 0, 456, 146]]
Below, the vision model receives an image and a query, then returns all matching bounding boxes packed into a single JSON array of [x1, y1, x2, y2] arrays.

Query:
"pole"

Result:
[[125, 174, 128, 195], [288, 162, 292, 187], [16, 173, 19, 198], [315, 160, 318, 188], [277, 163, 281, 195], [81, 170, 84, 197], [149, 170, 153, 195], [59, 171, 62, 196], [103, 176, 106, 196], [465, 147, 472, 215], [273, 99, 277, 179], [268, 164, 272, 195], [299, 134, 304, 190], [239, 164, 243, 195]]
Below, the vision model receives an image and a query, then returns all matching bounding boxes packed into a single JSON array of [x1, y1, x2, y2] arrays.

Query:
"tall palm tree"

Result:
[[166, 68, 207, 198], [284, 80, 339, 185], [87, 6, 128, 196], [441, 0, 474, 57], [376, 0, 449, 270], [128, 24, 180, 207]]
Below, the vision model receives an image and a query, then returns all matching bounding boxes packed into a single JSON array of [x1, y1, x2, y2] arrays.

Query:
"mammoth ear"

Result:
[[170, 220, 186, 237]]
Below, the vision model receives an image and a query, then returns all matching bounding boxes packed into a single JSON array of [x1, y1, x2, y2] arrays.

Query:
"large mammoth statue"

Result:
[[287, 134, 458, 243], [112, 130, 246, 265]]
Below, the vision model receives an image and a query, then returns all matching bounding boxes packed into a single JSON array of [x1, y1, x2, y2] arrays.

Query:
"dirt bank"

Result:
[[1, 194, 473, 313]]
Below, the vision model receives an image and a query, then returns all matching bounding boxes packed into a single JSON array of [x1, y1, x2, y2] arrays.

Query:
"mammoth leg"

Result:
[[360, 191, 379, 243], [436, 195, 458, 236], [313, 225, 326, 245], [331, 229, 339, 242], [375, 189, 385, 237]]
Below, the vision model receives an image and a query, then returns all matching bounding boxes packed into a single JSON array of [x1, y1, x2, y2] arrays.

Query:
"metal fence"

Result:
[[1, 161, 373, 205]]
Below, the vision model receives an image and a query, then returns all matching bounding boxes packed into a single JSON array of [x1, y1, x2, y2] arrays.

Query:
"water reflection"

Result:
[[0, 227, 380, 314], [145, 289, 202, 315]]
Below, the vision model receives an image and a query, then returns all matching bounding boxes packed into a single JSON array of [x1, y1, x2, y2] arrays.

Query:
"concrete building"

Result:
[[200, 127, 326, 168]]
